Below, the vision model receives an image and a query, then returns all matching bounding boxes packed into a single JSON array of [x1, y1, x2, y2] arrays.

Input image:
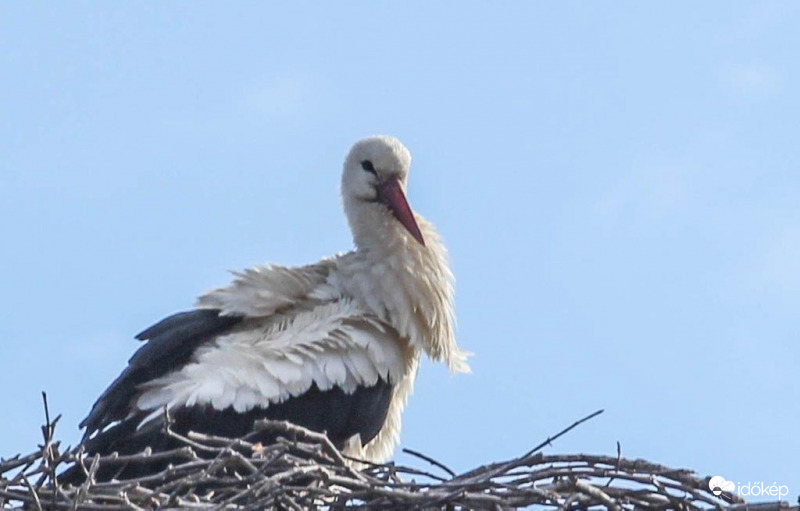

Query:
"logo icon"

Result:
[[709, 476, 735, 498]]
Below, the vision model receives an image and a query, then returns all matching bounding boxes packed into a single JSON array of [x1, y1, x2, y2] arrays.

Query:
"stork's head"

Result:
[[342, 136, 425, 248]]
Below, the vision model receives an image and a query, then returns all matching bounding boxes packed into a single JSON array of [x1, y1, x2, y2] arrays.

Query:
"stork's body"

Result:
[[80, 136, 469, 467]]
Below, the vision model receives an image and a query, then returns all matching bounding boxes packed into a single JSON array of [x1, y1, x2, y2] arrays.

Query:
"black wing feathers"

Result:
[[76, 380, 393, 481], [80, 309, 242, 436], [84, 380, 393, 457], [128, 309, 242, 369], [134, 309, 227, 340]]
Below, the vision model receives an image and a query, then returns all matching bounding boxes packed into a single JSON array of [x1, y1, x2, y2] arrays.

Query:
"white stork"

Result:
[[80, 135, 470, 468]]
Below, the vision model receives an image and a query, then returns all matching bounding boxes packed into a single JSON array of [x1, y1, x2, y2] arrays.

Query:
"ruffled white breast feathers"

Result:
[[333, 215, 471, 374]]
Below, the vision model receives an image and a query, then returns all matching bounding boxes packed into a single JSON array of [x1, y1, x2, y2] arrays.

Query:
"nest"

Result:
[[0, 398, 794, 510]]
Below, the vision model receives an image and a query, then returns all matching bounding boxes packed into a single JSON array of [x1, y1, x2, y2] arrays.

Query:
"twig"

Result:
[[524, 408, 605, 457], [402, 448, 457, 478]]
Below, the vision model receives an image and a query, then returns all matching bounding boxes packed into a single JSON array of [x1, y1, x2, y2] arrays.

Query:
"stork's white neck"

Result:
[[342, 196, 400, 251]]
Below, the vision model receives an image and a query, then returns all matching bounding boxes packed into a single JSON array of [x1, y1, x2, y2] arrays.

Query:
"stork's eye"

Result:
[[361, 160, 377, 175]]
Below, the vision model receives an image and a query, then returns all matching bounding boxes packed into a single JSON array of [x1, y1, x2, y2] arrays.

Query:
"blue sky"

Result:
[[2, 1, 798, 496]]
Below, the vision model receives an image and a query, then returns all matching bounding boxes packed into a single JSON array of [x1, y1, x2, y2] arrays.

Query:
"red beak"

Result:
[[377, 177, 426, 246]]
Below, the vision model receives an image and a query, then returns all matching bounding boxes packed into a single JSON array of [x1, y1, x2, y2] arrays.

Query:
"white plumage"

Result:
[[81, 135, 470, 465]]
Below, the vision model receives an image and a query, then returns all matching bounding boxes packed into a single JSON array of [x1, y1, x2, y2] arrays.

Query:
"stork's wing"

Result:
[[80, 262, 333, 439], [79, 309, 242, 438]]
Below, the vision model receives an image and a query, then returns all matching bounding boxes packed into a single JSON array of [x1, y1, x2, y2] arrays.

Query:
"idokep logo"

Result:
[[709, 476, 790, 500], [709, 476, 735, 497]]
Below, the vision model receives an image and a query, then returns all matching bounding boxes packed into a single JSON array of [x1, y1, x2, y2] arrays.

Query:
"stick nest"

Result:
[[0, 402, 793, 510]]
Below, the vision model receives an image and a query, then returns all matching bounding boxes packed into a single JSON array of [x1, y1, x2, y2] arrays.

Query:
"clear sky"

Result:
[[2, 1, 798, 497]]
